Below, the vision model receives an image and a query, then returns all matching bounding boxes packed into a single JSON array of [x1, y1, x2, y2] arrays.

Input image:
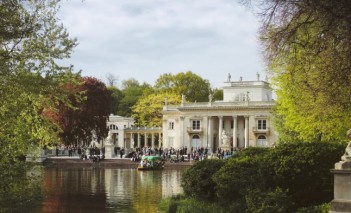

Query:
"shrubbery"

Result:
[[160, 141, 345, 212], [265, 142, 344, 209], [181, 159, 225, 201], [159, 195, 227, 213]]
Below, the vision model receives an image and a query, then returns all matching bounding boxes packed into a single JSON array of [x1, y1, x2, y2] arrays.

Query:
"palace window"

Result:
[[257, 120, 267, 130], [192, 120, 200, 130], [169, 121, 174, 130], [109, 124, 118, 130], [257, 135, 266, 147], [192, 135, 200, 148]]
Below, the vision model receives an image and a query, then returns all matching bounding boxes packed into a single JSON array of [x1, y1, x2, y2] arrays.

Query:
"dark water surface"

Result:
[[37, 167, 184, 213]]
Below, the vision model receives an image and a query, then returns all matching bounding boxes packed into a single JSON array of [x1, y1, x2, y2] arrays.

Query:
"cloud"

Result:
[[58, 0, 263, 88]]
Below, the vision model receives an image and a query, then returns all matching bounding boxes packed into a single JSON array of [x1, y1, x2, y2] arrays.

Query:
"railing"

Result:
[[125, 127, 162, 130], [165, 101, 274, 109], [186, 127, 203, 133], [252, 127, 270, 134]]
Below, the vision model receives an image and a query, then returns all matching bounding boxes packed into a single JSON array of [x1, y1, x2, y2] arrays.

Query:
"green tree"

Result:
[[212, 88, 223, 101], [131, 72, 212, 127], [132, 92, 180, 127], [154, 71, 211, 102], [243, 0, 351, 142], [0, 0, 77, 210], [0, 0, 77, 161], [108, 86, 123, 115], [118, 78, 151, 117]]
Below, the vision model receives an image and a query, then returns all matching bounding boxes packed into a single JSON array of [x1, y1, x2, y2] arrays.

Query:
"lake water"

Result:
[[36, 167, 184, 213]]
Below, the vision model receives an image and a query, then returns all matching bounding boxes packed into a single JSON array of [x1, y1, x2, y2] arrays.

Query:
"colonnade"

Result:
[[208, 115, 249, 149], [125, 131, 162, 148]]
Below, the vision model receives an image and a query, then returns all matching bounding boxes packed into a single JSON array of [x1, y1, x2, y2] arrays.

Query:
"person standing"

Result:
[[120, 148, 124, 158]]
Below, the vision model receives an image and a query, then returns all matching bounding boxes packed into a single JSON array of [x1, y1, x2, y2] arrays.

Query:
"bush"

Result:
[[158, 195, 226, 213], [245, 188, 292, 213], [213, 147, 271, 205], [212, 142, 344, 211], [265, 141, 344, 209], [296, 203, 330, 213], [178, 142, 344, 212], [0, 164, 43, 213], [181, 159, 225, 201]]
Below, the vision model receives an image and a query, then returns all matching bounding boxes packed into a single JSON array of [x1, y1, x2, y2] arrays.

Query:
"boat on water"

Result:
[[137, 155, 165, 170]]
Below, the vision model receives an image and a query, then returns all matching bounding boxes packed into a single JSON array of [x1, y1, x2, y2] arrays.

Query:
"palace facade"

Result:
[[103, 75, 277, 154], [162, 75, 277, 152]]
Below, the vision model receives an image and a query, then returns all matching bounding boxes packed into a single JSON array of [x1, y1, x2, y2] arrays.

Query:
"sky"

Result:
[[58, 0, 264, 88]]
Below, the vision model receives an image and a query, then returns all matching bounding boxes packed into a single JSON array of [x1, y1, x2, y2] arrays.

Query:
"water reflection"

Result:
[[40, 167, 184, 213]]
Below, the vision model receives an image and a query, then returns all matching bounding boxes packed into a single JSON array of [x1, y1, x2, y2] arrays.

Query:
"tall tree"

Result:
[[154, 71, 211, 102], [52, 77, 111, 145], [243, 0, 351, 142], [212, 88, 223, 101], [118, 78, 152, 116], [108, 86, 123, 115], [0, 0, 77, 161], [0, 0, 78, 208], [132, 93, 181, 127], [132, 72, 212, 127], [105, 73, 119, 87]]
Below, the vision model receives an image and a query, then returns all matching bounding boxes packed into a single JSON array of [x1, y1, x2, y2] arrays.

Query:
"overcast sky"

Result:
[[58, 0, 264, 88]]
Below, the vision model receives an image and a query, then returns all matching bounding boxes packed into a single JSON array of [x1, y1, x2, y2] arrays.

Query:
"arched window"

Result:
[[109, 124, 118, 130], [257, 135, 266, 147], [193, 135, 200, 139]]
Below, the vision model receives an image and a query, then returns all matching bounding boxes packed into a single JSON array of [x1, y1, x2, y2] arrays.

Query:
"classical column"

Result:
[[232, 115, 237, 148], [245, 116, 249, 148], [144, 133, 148, 147], [208, 116, 212, 151], [180, 116, 185, 149], [151, 133, 155, 148], [219, 116, 223, 147], [137, 133, 141, 148], [159, 132, 162, 148], [130, 133, 134, 148]]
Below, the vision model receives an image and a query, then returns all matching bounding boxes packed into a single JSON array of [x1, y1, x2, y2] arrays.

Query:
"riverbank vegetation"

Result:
[[159, 142, 345, 213], [248, 0, 351, 142], [0, 1, 107, 211]]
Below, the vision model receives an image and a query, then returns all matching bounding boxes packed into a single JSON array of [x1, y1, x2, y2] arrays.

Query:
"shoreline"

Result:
[[43, 156, 194, 168]]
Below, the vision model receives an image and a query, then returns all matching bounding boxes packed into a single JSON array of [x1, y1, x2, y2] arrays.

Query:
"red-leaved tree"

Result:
[[47, 76, 111, 145]]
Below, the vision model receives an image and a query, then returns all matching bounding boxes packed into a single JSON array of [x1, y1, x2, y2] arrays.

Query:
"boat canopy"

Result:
[[141, 155, 163, 161]]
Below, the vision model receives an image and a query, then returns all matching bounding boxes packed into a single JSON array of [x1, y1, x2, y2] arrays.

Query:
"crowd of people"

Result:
[[55, 144, 105, 162], [53, 144, 241, 163]]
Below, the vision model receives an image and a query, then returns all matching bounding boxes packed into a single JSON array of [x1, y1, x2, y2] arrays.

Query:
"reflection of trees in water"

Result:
[[40, 167, 185, 212], [106, 168, 185, 212], [0, 165, 43, 212], [133, 170, 163, 212], [42, 167, 107, 213]]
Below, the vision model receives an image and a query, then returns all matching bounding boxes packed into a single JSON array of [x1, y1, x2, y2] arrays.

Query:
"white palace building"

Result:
[[103, 74, 278, 155]]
